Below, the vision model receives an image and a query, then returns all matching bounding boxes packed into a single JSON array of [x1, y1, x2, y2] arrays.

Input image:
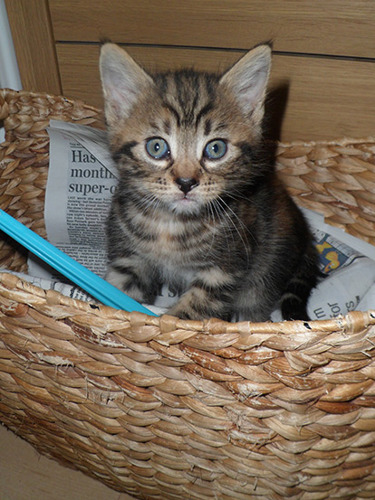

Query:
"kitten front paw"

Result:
[[106, 269, 148, 304], [167, 302, 230, 321], [167, 304, 195, 320]]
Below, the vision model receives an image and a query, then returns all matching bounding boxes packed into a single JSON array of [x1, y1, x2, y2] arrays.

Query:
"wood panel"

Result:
[[49, 0, 375, 59], [5, 0, 62, 95], [56, 44, 375, 142]]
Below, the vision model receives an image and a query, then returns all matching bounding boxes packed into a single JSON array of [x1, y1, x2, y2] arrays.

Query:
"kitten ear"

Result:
[[99, 43, 153, 126], [220, 44, 271, 125]]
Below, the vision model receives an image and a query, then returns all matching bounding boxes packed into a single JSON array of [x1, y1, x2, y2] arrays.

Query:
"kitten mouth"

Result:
[[169, 193, 201, 214]]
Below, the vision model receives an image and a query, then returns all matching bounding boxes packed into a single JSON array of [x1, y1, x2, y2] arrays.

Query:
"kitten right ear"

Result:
[[220, 44, 271, 129], [99, 43, 153, 126]]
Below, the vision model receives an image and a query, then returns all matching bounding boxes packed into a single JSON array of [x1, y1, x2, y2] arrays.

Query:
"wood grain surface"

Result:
[[49, 0, 375, 58], [5, 0, 62, 95]]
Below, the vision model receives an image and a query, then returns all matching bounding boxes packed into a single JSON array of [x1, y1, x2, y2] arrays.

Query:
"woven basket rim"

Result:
[[0, 87, 100, 117], [1, 271, 374, 339]]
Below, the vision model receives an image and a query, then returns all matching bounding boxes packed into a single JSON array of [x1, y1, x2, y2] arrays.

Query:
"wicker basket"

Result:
[[1, 88, 375, 500]]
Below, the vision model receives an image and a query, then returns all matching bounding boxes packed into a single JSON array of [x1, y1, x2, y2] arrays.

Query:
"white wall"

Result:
[[0, 0, 22, 142]]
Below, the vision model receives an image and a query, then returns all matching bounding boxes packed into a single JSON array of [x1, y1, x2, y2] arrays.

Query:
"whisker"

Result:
[[210, 199, 236, 257], [206, 198, 243, 263], [134, 192, 161, 214], [206, 201, 219, 254], [216, 196, 255, 264]]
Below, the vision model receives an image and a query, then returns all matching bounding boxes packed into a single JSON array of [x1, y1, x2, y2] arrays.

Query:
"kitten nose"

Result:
[[175, 177, 199, 195]]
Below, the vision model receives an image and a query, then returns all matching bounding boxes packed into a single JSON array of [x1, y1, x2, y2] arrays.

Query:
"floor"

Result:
[[0, 425, 136, 500]]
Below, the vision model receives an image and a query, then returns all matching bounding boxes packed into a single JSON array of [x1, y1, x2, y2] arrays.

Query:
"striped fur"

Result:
[[100, 43, 319, 321]]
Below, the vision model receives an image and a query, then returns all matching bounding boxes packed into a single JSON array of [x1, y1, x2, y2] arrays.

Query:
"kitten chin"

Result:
[[170, 199, 200, 215], [168, 189, 206, 215], [100, 43, 319, 321]]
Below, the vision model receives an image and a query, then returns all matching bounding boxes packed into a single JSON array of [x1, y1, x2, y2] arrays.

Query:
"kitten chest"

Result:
[[137, 214, 214, 268]]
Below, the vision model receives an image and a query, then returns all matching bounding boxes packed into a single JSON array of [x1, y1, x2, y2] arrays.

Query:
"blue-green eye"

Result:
[[145, 137, 170, 159], [204, 139, 227, 160]]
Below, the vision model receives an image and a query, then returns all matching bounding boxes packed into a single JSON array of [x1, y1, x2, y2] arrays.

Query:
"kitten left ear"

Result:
[[220, 44, 271, 124], [99, 43, 154, 126]]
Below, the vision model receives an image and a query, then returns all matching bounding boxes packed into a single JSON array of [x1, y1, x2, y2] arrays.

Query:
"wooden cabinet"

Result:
[[5, 0, 375, 141]]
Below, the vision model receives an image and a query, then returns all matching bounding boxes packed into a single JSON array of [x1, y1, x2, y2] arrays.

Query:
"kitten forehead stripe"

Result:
[[195, 102, 214, 131], [163, 119, 171, 135], [204, 119, 212, 136], [163, 102, 182, 127], [174, 71, 200, 125]]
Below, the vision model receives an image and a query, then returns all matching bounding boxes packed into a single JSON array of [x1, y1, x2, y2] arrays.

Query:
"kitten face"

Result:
[[100, 44, 271, 216], [112, 85, 253, 215]]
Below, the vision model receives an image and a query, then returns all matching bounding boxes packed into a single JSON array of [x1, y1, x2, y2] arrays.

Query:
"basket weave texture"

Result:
[[1, 89, 375, 499]]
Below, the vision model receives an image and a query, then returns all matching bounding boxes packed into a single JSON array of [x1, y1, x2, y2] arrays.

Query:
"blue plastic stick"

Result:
[[0, 209, 157, 315]]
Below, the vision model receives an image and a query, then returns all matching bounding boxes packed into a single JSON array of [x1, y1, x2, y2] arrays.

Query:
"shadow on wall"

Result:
[[264, 80, 290, 142]]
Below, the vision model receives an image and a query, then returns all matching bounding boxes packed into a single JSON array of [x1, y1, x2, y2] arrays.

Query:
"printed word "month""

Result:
[[70, 166, 116, 180]]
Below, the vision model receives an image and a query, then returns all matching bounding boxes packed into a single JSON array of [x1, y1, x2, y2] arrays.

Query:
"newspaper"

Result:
[[23, 120, 375, 320], [29, 120, 118, 280], [301, 209, 375, 320]]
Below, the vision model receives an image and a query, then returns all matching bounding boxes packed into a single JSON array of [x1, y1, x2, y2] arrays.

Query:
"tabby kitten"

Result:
[[100, 43, 318, 321]]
